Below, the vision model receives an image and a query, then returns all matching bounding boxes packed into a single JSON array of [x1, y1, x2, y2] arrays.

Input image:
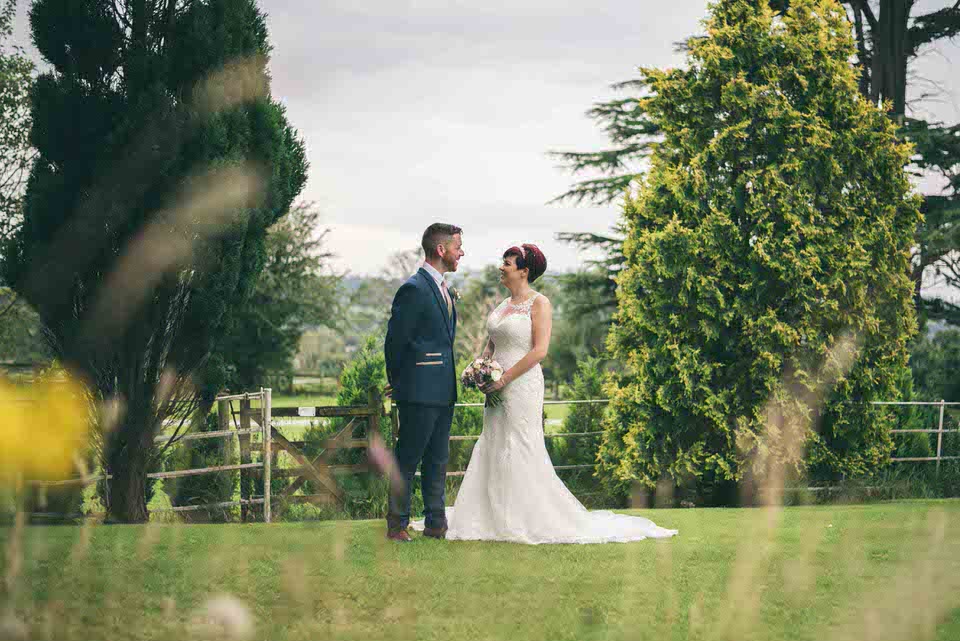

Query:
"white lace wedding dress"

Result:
[[415, 292, 678, 544]]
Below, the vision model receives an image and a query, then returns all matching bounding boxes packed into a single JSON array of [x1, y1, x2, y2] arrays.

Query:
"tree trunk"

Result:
[[852, 6, 872, 97], [105, 398, 159, 523], [105, 428, 153, 523], [129, 0, 150, 98], [871, 0, 910, 118]]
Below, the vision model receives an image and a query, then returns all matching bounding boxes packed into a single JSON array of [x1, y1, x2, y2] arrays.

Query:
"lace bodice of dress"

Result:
[[487, 292, 541, 371]]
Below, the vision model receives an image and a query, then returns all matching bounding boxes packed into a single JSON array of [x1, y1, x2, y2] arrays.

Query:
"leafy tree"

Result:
[[453, 265, 502, 364], [295, 325, 349, 377], [600, 0, 919, 502], [836, 0, 960, 324], [0, 0, 51, 369], [548, 355, 616, 507], [549, 79, 660, 207], [340, 249, 422, 345], [550, 355, 606, 466], [545, 268, 615, 391], [0, 0, 34, 251], [0, 286, 51, 364], [335, 332, 387, 408], [911, 328, 960, 402], [901, 328, 960, 459], [552, 0, 960, 326], [1, 0, 307, 522], [215, 201, 340, 394]]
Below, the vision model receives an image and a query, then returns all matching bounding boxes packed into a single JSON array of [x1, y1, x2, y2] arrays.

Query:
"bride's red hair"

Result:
[[503, 244, 547, 283]]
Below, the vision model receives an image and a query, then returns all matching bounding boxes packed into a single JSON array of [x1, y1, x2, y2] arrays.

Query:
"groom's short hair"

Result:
[[422, 223, 462, 259]]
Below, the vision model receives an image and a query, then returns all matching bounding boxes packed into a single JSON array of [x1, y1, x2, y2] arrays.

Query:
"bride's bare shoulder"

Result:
[[531, 293, 552, 312]]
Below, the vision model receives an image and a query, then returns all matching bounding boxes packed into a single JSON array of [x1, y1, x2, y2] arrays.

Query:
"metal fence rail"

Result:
[[887, 400, 959, 470], [392, 398, 610, 478]]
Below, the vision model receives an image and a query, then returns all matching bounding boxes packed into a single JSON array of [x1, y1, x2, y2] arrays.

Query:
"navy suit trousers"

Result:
[[388, 402, 453, 531]]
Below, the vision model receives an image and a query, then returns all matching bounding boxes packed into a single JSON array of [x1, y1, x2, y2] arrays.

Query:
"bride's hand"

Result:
[[480, 377, 507, 395]]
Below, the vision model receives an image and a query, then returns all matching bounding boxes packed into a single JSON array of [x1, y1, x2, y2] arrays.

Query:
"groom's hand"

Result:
[[384, 384, 394, 399]]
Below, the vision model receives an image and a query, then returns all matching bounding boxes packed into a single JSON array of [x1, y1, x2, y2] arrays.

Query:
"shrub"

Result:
[[170, 413, 238, 523]]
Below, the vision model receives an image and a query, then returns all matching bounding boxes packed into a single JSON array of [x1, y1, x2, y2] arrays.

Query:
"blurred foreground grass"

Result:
[[2, 500, 960, 640]]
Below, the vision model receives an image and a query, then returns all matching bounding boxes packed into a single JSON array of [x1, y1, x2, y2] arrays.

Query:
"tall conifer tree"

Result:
[[2, 0, 307, 521], [600, 0, 919, 501]]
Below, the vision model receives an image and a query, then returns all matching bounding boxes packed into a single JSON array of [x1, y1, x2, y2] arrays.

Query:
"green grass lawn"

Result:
[[268, 394, 562, 422], [273, 393, 570, 420], [266, 396, 570, 440], [544, 402, 570, 423], [4, 500, 960, 640], [271, 393, 338, 408]]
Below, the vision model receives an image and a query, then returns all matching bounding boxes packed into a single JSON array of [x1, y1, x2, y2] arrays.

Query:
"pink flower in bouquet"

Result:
[[460, 357, 504, 407]]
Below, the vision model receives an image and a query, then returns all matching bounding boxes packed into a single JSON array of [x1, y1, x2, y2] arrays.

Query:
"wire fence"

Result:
[[16, 392, 959, 522], [389, 398, 610, 477], [886, 400, 960, 469]]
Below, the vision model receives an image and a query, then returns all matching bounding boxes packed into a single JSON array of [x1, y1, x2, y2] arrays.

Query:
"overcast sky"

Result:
[[12, 1, 960, 279]]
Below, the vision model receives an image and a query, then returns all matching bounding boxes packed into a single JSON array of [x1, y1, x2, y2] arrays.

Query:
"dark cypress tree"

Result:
[[1, 0, 307, 522]]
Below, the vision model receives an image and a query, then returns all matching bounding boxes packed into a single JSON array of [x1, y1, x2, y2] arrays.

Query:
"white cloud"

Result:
[[10, 0, 959, 286], [259, 1, 709, 275]]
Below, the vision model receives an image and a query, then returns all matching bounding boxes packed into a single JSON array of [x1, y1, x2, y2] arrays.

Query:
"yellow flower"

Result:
[[0, 372, 91, 484]]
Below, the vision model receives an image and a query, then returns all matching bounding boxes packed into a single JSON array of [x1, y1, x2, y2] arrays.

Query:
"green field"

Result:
[[3, 500, 960, 640], [273, 394, 569, 420], [267, 394, 572, 440], [271, 393, 339, 409]]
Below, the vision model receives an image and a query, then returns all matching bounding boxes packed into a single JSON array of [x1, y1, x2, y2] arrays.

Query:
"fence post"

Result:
[[368, 386, 382, 448], [216, 397, 233, 518], [263, 387, 272, 524], [239, 394, 252, 522], [390, 404, 399, 449], [937, 399, 946, 474]]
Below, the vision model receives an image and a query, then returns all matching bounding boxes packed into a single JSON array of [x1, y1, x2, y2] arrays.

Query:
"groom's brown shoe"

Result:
[[386, 529, 412, 542], [423, 526, 448, 540]]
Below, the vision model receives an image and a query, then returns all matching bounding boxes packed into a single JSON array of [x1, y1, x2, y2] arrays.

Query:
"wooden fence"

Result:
[[25, 387, 385, 523], [19, 393, 960, 521], [265, 388, 383, 519]]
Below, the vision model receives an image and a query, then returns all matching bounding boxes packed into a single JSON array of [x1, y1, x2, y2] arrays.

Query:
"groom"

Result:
[[384, 223, 464, 541]]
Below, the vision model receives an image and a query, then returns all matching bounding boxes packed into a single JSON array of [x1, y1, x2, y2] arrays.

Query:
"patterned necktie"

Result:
[[441, 280, 453, 318]]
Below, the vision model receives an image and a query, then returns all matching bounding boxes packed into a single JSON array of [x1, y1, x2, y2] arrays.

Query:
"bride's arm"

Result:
[[482, 297, 552, 392], [481, 337, 495, 360]]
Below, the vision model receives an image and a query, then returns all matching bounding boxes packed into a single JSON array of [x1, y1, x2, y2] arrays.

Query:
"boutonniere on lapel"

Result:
[[449, 287, 461, 304]]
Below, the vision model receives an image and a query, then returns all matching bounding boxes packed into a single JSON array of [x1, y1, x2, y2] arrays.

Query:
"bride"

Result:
[[416, 244, 677, 544]]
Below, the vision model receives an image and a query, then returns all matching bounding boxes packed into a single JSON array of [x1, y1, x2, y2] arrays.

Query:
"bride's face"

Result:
[[499, 255, 528, 287]]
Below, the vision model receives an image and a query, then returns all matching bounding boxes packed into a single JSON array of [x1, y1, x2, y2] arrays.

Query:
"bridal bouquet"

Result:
[[461, 358, 505, 407]]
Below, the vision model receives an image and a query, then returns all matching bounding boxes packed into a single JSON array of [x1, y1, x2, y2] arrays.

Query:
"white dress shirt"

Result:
[[421, 261, 445, 288], [421, 261, 451, 310]]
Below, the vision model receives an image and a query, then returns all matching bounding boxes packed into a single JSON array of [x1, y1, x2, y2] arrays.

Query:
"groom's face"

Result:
[[439, 233, 464, 272]]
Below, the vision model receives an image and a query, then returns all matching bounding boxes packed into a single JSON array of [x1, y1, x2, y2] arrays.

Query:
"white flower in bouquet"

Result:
[[460, 357, 505, 407]]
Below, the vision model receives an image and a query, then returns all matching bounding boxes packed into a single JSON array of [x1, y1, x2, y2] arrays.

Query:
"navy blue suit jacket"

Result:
[[385, 268, 458, 406]]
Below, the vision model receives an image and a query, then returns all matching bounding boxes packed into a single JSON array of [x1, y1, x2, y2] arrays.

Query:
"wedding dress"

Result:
[[415, 292, 678, 544]]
